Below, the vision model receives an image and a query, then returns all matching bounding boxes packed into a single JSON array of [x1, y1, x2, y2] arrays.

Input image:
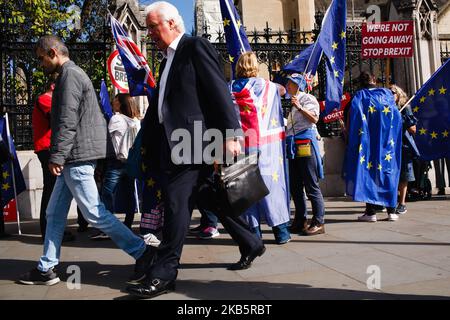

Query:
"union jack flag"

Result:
[[110, 15, 156, 97]]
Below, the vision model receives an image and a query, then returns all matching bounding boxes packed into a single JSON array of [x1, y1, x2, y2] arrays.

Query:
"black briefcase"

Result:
[[198, 153, 269, 218]]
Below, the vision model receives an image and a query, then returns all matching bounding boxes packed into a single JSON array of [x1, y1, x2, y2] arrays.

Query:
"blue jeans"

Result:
[[289, 156, 325, 224], [250, 222, 291, 244], [38, 161, 146, 272], [101, 159, 136, 228]]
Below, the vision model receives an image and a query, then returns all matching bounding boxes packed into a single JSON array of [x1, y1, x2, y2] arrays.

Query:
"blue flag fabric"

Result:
[[344, 88, 402, 208], [110, 15, 156, 97], [280, 0, 346, 115], [100, 80, 113, 121], [410, 59, 450, 161], [219, 0, 252, 78], [0, 117, 26, 208]]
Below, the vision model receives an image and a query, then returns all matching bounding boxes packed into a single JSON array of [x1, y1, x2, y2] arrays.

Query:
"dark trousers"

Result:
[[37, 150, 88, 238], [288, 156, 325, 224], [37, 150, 57, 238], [365, 203, 395, 215], [148, 130, 262, 281]]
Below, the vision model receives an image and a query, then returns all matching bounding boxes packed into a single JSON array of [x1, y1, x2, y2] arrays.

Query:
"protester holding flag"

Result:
[[390, 84, 418, 215], [232, 52, 291, 244], [344, 72, 402, 223], [20, 35, 153, 286], [285, 74, 326, 236]]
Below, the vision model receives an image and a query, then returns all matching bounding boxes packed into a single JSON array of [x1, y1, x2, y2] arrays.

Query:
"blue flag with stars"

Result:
[[0, 116, 26, 208], [344, 88, 402, 208], [100, 80, 113, 122], [219, 0, 251, 78], [410, 59, 450, 161], [280, 0, 346, 115]]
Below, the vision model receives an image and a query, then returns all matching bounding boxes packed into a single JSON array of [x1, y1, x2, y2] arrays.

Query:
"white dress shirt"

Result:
[[158, 33, 183, 123]]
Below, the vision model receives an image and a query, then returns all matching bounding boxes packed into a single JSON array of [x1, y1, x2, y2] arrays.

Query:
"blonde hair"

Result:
[[235, 52, 259, 78], [390, 84, 408, 108]]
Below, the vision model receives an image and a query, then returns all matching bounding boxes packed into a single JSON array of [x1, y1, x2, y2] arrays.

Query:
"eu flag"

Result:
[[219, 0, 251, 78], [100, 80, 113, 121], [0, 116, 26, 208], [281, 0, 346, 115], [344, 88, 402, 208], [410, 59, 450, 161]]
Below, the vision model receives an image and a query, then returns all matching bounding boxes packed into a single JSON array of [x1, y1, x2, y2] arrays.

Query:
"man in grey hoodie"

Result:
[[19, 35, 152, 286]]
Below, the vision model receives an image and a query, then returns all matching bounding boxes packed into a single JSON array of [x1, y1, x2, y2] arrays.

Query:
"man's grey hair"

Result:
[[36, 35, 69, 57], [145, 1, 185, 34]]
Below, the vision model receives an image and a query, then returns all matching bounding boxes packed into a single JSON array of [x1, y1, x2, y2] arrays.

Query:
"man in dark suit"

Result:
[[126, 1, 265, 299]]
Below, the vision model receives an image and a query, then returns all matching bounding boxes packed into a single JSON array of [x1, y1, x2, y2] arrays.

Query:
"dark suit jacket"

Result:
[[142, 34, 241, 168]]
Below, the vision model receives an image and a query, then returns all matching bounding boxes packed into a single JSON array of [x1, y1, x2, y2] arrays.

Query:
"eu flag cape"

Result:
[[344, 88, 402, 208]]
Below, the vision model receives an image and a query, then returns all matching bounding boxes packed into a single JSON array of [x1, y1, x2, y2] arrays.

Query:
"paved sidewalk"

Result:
[[1, 196, 450, 300]]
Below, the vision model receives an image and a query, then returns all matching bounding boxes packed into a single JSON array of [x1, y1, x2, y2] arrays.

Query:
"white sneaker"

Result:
[[388, 213, 399, 221], [358, 213, 377, 222], [142, 233, 161, 247]]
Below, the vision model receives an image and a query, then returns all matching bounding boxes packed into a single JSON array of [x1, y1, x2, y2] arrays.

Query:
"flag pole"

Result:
[[134, 179, 140, 216], [399, 95, 415, 113], [4, 113, 21, 235]]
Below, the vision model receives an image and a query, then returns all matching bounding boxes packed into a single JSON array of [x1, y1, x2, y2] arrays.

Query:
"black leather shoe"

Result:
[[228, 245, 266, 270], [126, 278, 175, 298]]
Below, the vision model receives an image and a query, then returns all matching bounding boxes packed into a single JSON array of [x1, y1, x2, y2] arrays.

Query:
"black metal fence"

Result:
[[441, 40, 450, 63]]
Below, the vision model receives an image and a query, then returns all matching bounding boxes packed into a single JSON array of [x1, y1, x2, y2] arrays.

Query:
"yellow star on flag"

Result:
[[236, 20, 242, 29], [271, 118, 278, 127], [362, 114, 367, 121], [229, 55, 234, 63], [367, 161, 373, 170], [368, 105, 376, 114], [331, 42, 338, 50], [359, 128, 364, 135], [389, 139, 395, 147], [428, 88, 435, 96], [443, 130, 449, 138], [334, 70, 339, 78], [330, 56, 335, 64], [2, 183, 10, 191], [385, 153, 392, 162], [340, 30, 346, 39], [382, 106, 391, 116], [419, 96, 426, 103], [156, 190, 162, 200], [430, 131, 438, 139], [419, 128, 427, 135], [261, 104, 268, 116], [378, 164, 383, 171], [146, 178, 155, 188], [412, 106, 419, 113], [2, 171, 9, 180], [223, 18, 231, 27], [272, 171, 279, 182], [341, 79, 345, 86], [439, 86, 447, 94], [359, 155, 365, 164], [142, 163, 147, 172], [359, 144, 363, 153]]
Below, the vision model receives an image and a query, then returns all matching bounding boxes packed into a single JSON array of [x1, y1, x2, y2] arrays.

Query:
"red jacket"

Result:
[[32, 91, 52, 152]]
